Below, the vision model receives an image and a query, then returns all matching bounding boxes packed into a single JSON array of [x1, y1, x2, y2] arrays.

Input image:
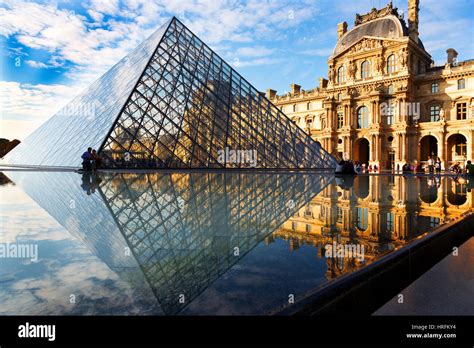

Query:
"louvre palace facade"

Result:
[[267, 0, 474, 171]]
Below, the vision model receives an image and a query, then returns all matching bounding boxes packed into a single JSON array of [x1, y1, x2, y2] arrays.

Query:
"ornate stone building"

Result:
[[267, 0, 474, 170]]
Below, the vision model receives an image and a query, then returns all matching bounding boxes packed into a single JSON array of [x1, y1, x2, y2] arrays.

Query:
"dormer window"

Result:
[[361, 60, 371, 78], [387, 54, 397, 73], [337, 66, 346, 83]]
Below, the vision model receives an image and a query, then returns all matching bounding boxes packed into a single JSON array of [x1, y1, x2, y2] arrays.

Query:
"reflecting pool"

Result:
[[0, 171, 472, 315]]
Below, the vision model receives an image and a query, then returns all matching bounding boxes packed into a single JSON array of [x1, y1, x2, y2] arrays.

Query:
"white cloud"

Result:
[[0, 81, 81, 139], [235, 57, 283, 68], [235, 46, 276, 58], [299, 47, 333, 57], [25, 60, 48, 68]]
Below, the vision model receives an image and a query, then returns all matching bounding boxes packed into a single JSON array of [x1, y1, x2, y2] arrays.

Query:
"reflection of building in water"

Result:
[[272, 175, 473, 279]]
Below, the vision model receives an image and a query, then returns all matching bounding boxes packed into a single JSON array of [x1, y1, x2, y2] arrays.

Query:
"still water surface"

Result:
[[0, 171, 471, 315]]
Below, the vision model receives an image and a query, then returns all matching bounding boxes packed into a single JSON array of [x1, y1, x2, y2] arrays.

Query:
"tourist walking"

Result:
[[435, 157, 442, 174], [427, 156, 434, 174], [81, 147, 92, 171], [466, 160, 474, 176]]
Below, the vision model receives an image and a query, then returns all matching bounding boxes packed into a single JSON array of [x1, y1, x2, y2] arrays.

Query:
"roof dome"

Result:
[[332, 15, 406, 57]]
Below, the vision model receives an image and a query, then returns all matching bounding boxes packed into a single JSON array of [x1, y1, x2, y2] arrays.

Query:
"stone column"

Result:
[[438, 131, 446, 170], [376, 134, 382, 168], [370, 135, 375, 162], [374, 100, 380, 125]]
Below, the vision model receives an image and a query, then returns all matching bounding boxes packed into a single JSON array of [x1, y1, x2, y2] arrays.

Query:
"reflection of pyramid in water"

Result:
[[7, 171, 332, 314], [5, 17, 335, 169], [99, 173, 332, 314]]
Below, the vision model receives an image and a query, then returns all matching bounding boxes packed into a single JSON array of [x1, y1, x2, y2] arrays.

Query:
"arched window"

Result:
[[387, 54, 397, 73], [458, 79, 465, 90], [357, 106, 369, 129], [356, 207, 369, 231], [361, 60, 371, 78], [337, 66, 346, 83]]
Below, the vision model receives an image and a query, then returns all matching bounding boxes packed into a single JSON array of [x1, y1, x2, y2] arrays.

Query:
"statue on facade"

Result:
[[400, 49, 408, 69], [376, 55, 384, 74], [328, 64, 335, 83], [348, 60, 356, 79], [439, 107, 445, 121]]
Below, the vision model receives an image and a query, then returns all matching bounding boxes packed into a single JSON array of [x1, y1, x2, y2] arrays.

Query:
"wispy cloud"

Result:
[[299, 47, 333, 57], [235, 57, 284, 68], [25, 60, 48, 68], [235, 46, 276, 57]]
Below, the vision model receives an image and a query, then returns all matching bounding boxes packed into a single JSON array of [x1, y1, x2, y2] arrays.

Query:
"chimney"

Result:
[[408, 0, 419, 43], [290, 84, 301, 95], [337, 22, 348, 38], [266, 89, 277, 99], [319, 78, 328, 89], [446, 48, 458, 65]]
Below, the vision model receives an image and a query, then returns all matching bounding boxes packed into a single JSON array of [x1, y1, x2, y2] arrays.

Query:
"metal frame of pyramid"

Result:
[[4, 17, 336, 170]]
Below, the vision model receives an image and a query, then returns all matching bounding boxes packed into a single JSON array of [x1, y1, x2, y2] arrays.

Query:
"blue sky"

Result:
[[1, 0, 473, 140]]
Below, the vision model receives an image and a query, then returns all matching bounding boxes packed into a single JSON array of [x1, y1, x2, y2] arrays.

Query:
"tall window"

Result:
[[337, 207, 343, 223], [387, 212, 394, 232], [337, 112, 344, 129], [357, 106, 369, 129], [356, 208, 369, 231], [387, 85, 394, 95], [457, 102, 467, 120], [292, 104, 296, 112], [387, 54, 397, 73], [458, 79, 465, 90], [361, 60, 371, 78], [430, 105, 440, 122], [337, 66, 346, 83], [386, 101, 394, 125], [431, 83, 439, 93]]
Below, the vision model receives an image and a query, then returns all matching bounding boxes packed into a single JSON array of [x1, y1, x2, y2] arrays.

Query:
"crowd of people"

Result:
[[81, 147, 102, 171], [336, 155, 474, 177], [335, 160, 379, 174], [398, 156, 474, 176]]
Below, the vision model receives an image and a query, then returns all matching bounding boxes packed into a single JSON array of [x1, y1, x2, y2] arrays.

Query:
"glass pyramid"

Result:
[[4, 17, 335, 170]]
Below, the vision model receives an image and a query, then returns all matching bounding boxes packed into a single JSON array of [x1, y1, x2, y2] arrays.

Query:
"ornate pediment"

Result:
[[355, 2, 400, 26], [345, 37, 400, 57]]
